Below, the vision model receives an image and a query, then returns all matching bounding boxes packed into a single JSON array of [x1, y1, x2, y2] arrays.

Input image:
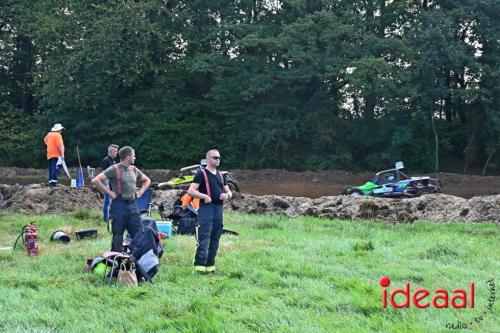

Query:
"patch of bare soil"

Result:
[[0, 184, 101, 215]]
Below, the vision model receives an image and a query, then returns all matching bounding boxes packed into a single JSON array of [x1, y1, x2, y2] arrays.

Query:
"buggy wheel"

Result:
[[348, 189, 364, 196], [228, 181, 240, 192], [416, 188, 433, 197]]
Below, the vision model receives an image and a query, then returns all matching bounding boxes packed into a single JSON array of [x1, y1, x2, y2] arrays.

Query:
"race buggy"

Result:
[[154, 160, 240, 192], [342, 162, 441, 197]]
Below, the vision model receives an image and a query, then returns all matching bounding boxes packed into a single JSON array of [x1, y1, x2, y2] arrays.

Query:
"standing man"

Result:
[[188, 149, 232, 273], [44, 123, 65, 187], [92, 146, 151, 252], [100, 144, 119, 222]]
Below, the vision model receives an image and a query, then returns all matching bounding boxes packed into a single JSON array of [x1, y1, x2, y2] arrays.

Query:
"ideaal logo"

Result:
[[379, 276, 475, 309], [379, 276, 496, 330]]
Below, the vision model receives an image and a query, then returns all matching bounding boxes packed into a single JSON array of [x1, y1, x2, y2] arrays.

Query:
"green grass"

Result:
[[0, 209, 498, 332]]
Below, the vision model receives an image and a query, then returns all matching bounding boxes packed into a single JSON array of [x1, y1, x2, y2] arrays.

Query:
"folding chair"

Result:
[[136, 188, 154, 217], [102, 251, 132, 285], [123, 188, 155, 248]]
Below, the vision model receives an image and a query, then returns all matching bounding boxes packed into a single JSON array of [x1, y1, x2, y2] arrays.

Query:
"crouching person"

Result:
[[92, 146, 151, 252], [188, 149, 232, 274]]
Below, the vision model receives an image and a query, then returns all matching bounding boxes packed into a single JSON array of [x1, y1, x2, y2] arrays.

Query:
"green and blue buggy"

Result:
[[342, 162, 442, 198]]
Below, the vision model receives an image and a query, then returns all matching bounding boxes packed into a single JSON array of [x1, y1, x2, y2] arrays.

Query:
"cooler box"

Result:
[[156, 221, 172, 238]]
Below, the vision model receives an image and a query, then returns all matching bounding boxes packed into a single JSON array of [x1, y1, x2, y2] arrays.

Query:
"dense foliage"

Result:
[[1, 0, 499, 173]]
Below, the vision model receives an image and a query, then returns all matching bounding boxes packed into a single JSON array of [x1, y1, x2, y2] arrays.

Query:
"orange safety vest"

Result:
[[44, 132, 64, 160], [181, 193, 200, 210]]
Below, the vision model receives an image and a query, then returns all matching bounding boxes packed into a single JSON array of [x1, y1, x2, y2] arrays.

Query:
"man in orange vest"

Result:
[[180, 192, 200, 210], [44, 123, 65, 187]]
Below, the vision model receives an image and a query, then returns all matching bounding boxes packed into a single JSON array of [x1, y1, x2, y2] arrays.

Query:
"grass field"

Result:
[[0, 209, 498, 332]]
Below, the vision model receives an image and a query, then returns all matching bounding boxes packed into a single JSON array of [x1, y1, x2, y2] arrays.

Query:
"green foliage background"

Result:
[[1, 0, 499, 173]]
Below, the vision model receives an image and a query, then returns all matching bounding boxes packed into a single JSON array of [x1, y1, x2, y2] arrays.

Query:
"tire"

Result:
[[150, 182, 159, 190], [416, 188, 433, 197], [228, 181, 240, 192], [348, 189, 364, 196]]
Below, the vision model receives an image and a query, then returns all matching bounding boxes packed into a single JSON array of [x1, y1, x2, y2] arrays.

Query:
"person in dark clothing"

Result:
[[100, 144, 119, 222], [188, 149, 232, 273], [92, 146, 151, 252], [170, 191, 199, 235]]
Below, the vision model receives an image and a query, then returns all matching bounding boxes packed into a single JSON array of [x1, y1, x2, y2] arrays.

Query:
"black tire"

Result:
[[150, 182, 159, 190], [348, 189, 364, 196], [228, 181, 240, 192], [416, 188, 433, 197]]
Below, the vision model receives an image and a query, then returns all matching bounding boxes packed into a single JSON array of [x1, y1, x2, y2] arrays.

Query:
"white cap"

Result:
[[51, 123, 65, 132]]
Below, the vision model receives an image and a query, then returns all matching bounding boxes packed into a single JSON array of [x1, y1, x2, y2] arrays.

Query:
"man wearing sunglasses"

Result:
[[188, 149, 232, 273]]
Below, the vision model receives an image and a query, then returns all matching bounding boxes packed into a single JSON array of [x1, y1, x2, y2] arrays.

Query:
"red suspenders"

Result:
[[113, 165, 136, 195], [201, 169, 225, 198]]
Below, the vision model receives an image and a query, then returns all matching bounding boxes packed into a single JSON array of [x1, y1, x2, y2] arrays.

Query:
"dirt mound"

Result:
[[151, 189, 181, 210], [0, 184, 181, 216], [1, 183, 498, 223], [228, 193, 500, 223], [0, 184, 101, 215]]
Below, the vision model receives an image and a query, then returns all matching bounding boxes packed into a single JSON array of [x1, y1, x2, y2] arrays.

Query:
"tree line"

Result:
[[1, 0, 499, 174]]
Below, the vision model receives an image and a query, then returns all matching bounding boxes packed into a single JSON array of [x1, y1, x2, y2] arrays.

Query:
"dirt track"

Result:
[[230, 169, 500, 199], [1, 167, 499, 198]]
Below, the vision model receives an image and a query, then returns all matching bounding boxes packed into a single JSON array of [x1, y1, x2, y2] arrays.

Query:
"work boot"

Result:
[[194, 265, 206, 274]]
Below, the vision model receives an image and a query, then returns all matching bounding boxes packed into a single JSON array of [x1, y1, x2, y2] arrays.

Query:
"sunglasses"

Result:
[[211, 156, 221, 161]]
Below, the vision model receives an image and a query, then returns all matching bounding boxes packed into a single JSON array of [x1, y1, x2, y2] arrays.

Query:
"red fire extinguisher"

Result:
[[24, 223, 39, 256], [12, 222, 40, 256]]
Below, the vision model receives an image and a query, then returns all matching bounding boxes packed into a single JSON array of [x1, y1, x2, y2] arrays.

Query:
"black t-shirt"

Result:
[[193, 169, 227, 205], [100, 155, 115, 171]]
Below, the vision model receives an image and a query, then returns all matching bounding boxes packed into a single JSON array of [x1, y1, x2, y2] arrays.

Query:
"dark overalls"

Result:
[[48, 158, 60, 187], [193, 169, 226, 270], [109, 165, 141, 252], [110, 198, 140, 252], [194, 203, 224, 267]]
